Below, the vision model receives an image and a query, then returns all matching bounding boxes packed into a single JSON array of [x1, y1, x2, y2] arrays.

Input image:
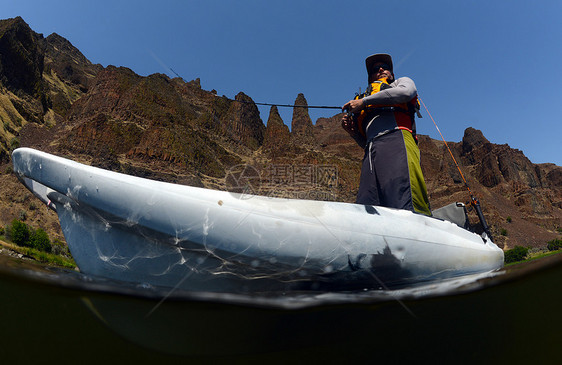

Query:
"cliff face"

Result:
[[0, 17, 101, 162], [415, 128, 562, 248], [44, 33, 100, 91], [0, 17, 46, 163], [0, 17, 560, 250], [50, 67, 265, 178], [0, 17, 45, 97]]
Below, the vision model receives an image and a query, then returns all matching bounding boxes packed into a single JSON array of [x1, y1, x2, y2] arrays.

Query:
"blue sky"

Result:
[[5, 0, 562, 166]]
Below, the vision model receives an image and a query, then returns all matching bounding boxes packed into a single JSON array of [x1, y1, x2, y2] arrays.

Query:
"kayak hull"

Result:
[[12, 148, 504, 292]]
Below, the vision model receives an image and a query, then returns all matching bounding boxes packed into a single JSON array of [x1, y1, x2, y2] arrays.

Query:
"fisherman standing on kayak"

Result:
[[341, 53, 431, 216]]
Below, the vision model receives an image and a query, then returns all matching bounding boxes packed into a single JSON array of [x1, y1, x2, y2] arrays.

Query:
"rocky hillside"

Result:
[[0, 17, 560, 250]]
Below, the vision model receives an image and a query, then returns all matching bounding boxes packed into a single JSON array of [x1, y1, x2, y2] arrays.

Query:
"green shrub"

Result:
[[500, 228, 508, 236], [8, 220, 53, 253], [11, 219, 31, 247], [547, 239, 562, 252], [506, 216, 512, 223], [504, 246, 529, 264], [30, 228, 52, 253]]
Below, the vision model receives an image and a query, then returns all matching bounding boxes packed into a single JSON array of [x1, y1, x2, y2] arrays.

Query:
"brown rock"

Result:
[[0, 17, 45, 96], [221, 92, 265, 150], [263, 105, 290, 154], [290, 93, 315, 146]]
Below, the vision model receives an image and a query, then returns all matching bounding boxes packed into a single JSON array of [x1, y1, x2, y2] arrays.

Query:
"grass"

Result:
[[505, 249, 562, 266], [0, 237, 76, 269], [526, 249, 562, 261]]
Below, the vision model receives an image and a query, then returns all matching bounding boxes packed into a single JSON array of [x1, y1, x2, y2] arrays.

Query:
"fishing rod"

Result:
[[419, 97, 493, 241], [223, 96, 343, 110], [167, 65, 343, 111], [248, 101, 342, 110]]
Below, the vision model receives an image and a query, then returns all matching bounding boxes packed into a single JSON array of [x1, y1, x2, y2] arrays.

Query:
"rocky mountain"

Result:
[[0, 17, 560, 250]]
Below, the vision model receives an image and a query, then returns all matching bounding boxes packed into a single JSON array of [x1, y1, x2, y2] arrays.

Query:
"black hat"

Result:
[[365, 53, 393, 75]]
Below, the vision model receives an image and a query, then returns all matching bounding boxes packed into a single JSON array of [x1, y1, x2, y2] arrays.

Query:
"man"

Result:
[[341, 53, 431, 216]]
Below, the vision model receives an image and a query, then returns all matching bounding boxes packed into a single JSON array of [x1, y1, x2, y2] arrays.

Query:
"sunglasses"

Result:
[[372, 63, 391, 72]]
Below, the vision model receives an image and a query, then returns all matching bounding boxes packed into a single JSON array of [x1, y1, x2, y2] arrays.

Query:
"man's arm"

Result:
[[362, 77, 417, 106]]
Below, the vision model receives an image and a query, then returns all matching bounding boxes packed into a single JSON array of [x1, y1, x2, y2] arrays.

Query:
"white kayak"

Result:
[[12, 147, 503, 292]]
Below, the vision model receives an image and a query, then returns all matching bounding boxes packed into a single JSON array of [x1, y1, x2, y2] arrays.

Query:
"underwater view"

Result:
[[0, 251, 560, 364]]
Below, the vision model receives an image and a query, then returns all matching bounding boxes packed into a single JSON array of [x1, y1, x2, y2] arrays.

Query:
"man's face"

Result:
[[369, 63, 393, 82]]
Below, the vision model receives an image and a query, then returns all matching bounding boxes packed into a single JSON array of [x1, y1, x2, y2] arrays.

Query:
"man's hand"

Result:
[[342, 99, 365, 113], [341, 113, 358, 136]]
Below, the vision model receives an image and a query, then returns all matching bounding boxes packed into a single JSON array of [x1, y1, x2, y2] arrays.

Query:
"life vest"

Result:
[[353, 77, 421, 139]]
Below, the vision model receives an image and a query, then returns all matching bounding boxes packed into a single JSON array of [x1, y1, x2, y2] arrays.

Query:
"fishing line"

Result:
[[419, 97, 493, 241], [419, 97, 471, 191]]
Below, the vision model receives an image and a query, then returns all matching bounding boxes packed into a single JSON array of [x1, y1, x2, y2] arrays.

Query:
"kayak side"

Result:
[[12, 148, 504, 292]]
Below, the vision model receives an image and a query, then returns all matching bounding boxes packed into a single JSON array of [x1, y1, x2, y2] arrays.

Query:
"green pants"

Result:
[[356, 129, 431, 216]]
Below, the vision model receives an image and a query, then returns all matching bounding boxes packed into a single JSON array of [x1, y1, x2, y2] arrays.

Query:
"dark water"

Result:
[[0, 253, 560, 364]]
